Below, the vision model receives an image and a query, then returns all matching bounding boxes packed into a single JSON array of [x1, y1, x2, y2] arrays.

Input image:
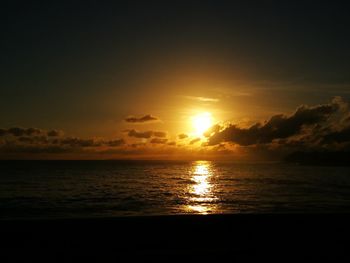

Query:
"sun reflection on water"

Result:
[[185, 160, 217, 214]]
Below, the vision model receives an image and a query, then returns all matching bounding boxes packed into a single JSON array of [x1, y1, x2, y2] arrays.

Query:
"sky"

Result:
[[1, 1, 350, 160]]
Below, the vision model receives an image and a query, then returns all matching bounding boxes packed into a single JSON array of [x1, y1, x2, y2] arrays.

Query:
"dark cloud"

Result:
[[130, 143, 147, 148], [208, 97, 342, 147], [190, 138, 201, 145], [178, 133, 188, 139], [18, 136, 49, 144], [59, 137, 101, 147], [150, 138, 168, 144], [321, 127, 350, 144], [106, 139, 126, 147], [127, 129, 167, 139], [153, 131, 167, 138], [0, 127, 62, 138], [3, 127, 43, 137], [17, 137, 34, 143], [47, 130, 63, 137], [204, 124, 222, 137], [0, 126, 126, 155], [167, 141, 176, 146], [125, 114, 159, 123], [127, 129, 153, 139]]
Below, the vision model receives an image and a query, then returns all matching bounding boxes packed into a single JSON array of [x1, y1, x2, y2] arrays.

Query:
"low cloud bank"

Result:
[[207, 97, 350, 152], [2, 97, 350, 160]]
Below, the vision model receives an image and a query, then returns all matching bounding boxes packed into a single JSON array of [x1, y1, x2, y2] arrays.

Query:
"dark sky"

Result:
[[1, 1, 350, 139]]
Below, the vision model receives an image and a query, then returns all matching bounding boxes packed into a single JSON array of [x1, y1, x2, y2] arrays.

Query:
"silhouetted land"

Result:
[[1, 214, 350, 261], [285, 151, 350, 166]]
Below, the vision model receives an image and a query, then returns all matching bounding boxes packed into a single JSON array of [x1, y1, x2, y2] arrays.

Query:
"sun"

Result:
[[192, 112, 213, 136]]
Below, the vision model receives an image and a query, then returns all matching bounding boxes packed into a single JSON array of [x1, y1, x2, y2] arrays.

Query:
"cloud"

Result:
[[127, 129, 153, 138], [0, 127, 65, 138], [2, 97, 350, 160], [178, 133, 188, 139], [150, 138, 168, 144], [127, 129, 167, 139], [0, 126, 126, 155], [0, 127, 43, 137], [57, 137, 103, 147], [204, 124, 222, 137], [105, 139, 126, 147], [0, 125, 213, 160], [47, 130, 64, 137], [184, 96, 219, 103], [208, 97, 350, 153], [124, 114, 159, 123], [153, 131, 167, 138], [17, 136, 49, 144], [190, 138, 201, 145]]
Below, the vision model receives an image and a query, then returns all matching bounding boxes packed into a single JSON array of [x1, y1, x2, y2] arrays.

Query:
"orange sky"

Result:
[[2, 2, 350, 160]]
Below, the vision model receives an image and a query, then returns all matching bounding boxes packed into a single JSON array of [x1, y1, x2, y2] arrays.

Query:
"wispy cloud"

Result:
[[184, 96, 219, 103]]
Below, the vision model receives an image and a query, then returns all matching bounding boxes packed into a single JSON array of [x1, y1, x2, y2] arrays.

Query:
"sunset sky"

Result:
[[1, 1, 350, 160]]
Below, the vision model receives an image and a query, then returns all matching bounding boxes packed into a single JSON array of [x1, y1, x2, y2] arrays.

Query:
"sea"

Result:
[[1, 160, 350, 220]]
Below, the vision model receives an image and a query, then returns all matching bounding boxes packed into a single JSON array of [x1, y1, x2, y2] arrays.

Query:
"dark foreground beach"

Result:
[[1, 214, 350, 261]]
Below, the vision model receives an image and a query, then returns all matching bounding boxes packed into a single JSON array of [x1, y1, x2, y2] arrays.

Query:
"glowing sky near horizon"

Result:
[[1, 1, 350, 159]]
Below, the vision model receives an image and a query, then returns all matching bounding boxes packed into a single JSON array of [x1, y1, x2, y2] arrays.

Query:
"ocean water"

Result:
[[1, 160, 350, 219]]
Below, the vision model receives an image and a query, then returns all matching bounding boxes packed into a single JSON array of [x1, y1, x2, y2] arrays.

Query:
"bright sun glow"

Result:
[[192, 112, 212, 136]]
